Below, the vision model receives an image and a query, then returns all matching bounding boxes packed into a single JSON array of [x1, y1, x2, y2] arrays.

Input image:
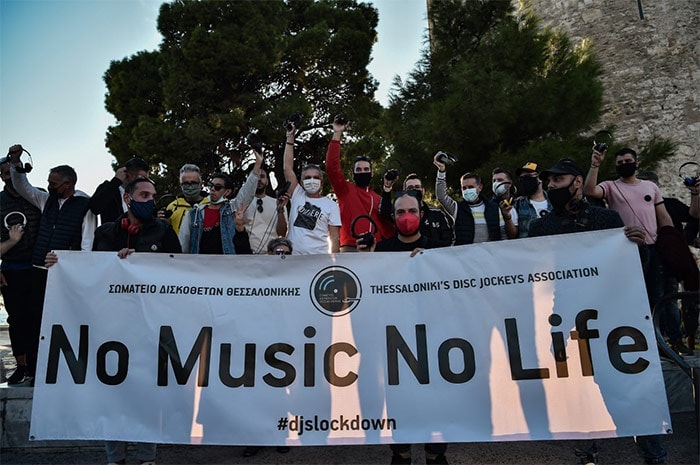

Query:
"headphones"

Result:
[[3, 211, 27, 230], [351, 214, 379, 248], [678, 161, 699, 187], [6, 147, 33, 174], [121, 218, 141, 235]]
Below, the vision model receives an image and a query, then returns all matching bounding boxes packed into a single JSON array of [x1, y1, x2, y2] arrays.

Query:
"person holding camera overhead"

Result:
[[433, 153, 512, 245], [242, 160, 289, 254], [89, 157, 150, 225], [178, 150, 263, 254], [325, 116, 395, 251], [282, 120, 340, 255]]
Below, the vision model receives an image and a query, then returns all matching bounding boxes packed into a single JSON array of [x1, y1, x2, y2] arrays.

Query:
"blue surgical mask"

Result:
[[462, 188, 478, 203]]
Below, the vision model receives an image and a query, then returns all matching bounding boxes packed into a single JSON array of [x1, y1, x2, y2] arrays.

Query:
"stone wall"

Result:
[[526, 0, 699, 199]]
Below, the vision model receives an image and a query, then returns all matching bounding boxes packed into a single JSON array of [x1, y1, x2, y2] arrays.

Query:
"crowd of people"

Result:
[[1, 117, 699, 465]]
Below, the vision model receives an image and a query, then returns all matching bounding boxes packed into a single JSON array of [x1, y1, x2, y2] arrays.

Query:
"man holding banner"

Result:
[[529, 158, 663, 465]]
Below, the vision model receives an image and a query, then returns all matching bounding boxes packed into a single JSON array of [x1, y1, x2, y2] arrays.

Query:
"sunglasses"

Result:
[[257, 198, 263, 213], [208, 183, 226, 192]]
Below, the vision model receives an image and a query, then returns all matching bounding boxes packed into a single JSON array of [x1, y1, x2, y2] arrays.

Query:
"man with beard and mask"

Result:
[[0, 156, 41, 385], [357, 190, 449, 465], [284, 122, 340, 255], [434, 154, 515, 245], [161, 163, 210, 234], [242, 163, 288, 254], [89, 157, 150, 224], [513, 162, 552, 238], [379, 173, 453, 247], [584, 147, 676, 358], [325, 117, 395, 252], [45, 176, 180, 465], [528, 158, 666, 465], [7, 144, 97, 384]]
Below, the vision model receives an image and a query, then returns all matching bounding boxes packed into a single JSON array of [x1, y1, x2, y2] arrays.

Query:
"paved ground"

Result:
[[1, 327, 698, 464]]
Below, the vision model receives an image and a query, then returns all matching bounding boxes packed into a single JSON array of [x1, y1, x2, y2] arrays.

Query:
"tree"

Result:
[[104, 0, 382, 196], [384, 0, 605, 193]]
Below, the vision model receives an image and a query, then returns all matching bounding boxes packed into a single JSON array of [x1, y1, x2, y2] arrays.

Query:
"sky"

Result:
[[0, 0, 429, 195]]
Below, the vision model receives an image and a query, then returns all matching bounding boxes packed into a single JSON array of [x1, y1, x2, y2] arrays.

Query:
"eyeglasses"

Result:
[[256, 198, 263, 213], [275, 249, 291, 255], [208, 183, 225, 191]]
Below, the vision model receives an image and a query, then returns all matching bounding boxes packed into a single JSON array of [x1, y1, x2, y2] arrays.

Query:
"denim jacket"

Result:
[[186, 202, 237, 254], [515, 193, 552, 238]]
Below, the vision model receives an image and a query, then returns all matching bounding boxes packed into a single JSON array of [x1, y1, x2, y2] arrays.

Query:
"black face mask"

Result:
[[519, 176, 539, 196], [548, 178, 576, 212], [353, 172, 372, 187], [616, 162, 636, 178]]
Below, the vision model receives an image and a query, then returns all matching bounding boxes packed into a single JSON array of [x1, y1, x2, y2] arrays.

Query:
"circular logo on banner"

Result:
[[310, 266, 362, 317]]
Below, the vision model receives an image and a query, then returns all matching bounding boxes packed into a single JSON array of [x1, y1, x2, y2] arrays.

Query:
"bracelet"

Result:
[[590, 164, 600, 168], [286, 142, 294, 146], [503, 215, 512, 221]]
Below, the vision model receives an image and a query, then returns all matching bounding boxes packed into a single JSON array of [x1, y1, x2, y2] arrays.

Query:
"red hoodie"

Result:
[[325, 139, 396, 247]]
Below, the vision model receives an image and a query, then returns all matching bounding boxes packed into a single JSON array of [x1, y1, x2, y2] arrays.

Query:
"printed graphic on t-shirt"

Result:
[[294, 202, 322, 231]]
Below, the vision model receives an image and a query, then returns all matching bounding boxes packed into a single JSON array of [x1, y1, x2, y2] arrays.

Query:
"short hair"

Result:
[[460, 172, 481, 184], [615, 148, 637, 160], [211, 173, 234, 189], [301, 164, 324, 178], [179, 164, 202, 182], [394, 190, 422, 209], [125, 157, 150, 174], [50, 165, 77, 185], [403, 173, 422, 189], [491, 167, 513, 180], [125, 176, 155, 195], [267, 237, 293, 254]]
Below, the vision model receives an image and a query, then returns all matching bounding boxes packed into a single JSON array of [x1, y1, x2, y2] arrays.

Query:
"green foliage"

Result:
[[104, 0, 382, 194], [385, 0, 606, 195]]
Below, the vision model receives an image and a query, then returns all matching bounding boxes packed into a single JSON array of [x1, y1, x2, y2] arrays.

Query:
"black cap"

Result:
[[515, 162, 539, 177], [539, 158, 584, 180]]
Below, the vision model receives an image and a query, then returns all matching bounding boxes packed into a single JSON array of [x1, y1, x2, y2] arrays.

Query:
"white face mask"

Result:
[[302, 178, 321, 194], [462, 188, 478, 203], [208, 194, 226, 205], [492, 181, 510, 197]]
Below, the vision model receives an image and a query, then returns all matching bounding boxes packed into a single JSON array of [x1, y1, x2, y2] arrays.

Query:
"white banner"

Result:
[[30, 229, 671, 445]]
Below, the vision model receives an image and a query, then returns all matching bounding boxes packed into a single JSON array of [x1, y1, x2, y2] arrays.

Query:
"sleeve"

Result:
[[379, 190, 393, 219], [178, 209, 192, 253], [231, 170, 259, 212], [325, 140, 349, 197], [329, 200, 342, 227], [80, 211, 98, 251], [435, 170, 458, 221], [233, 230, 252, 254], [9, 165, 48, 210], [436, 210, 454, 245], [88, 178, 121, 215], [91, 224, 108, 251]]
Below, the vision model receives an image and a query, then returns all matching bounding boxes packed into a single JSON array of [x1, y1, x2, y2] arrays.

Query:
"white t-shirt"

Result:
[[529, 198, 550, 219], [243, 195, 283, 254], [287, 185, 341, 255]]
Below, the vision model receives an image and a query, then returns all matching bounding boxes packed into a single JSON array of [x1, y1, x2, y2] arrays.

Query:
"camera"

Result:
[[283, 113, 302, 132], [277, 181, 291, 197], [335, 114, 348, 125], [436, 151, 458, 165], [594, 142, 608, 153], [384, 169, 400, 181], [245, 133, 263, 153]]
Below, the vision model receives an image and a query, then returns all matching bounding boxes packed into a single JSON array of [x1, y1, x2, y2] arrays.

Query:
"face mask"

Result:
[[181, 183, 201, 199], [302, 178, 321, 194], [616, 162, 636, 178], [548, 178, 576, 212], [395, 213, 421, 236], [462, 188, 478, 203], [519, 176, 539, 196], [208, 194, 226, 205], [492, 181, 510, 197], [48, 187, 60, 197], [129, 198, 155, 221], [353, 172, 372, 187]]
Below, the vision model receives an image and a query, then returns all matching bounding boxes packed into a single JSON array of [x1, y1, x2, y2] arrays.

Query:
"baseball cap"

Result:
[[515, 162, 539, 177], [539, 158, 584, 180]]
